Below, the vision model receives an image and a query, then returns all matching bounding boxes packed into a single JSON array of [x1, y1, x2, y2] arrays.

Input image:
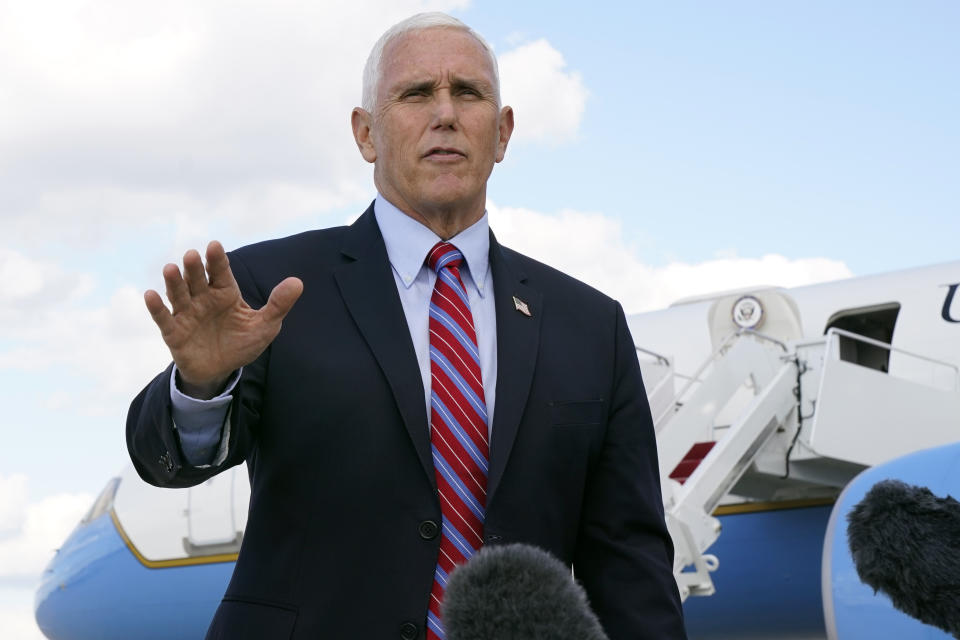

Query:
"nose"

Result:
[[431, 90, 457, 129]]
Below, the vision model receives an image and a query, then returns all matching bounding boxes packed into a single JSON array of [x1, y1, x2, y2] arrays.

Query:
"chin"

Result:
[[419, 183, 481, 212]]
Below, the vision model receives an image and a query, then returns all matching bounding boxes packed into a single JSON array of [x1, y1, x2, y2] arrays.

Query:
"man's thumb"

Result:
[[262, 277, 304, 322]]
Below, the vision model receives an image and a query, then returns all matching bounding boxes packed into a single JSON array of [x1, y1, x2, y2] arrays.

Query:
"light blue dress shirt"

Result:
[[171, 195, 498, 466]]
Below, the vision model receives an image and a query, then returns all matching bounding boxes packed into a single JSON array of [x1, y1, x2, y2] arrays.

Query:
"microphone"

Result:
[[442, 543, 609, 640], [846, 479, 960, 637]]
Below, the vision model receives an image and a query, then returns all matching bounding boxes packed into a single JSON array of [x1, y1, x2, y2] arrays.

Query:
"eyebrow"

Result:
[[398, 80, 436, 95], [392, 75, 494, 97], [450, 76, 493, 95]]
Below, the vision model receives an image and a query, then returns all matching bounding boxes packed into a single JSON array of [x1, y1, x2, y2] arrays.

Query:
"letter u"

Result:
[[943, 283, 960, 323]]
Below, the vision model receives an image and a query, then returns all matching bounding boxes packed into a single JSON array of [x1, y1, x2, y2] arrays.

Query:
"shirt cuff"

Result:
[[169, 366, 241, 467]]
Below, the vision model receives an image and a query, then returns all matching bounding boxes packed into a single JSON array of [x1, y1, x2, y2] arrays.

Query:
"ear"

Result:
[[495, 105, 514, 163], [351, 108, 377, 163]]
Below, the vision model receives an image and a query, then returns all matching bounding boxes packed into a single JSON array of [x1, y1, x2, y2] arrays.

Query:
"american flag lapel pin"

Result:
[[513, 296, 532, 317]]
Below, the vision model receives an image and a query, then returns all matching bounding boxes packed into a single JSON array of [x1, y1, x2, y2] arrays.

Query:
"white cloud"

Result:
[[0, 249, 94, 314], [499, 38, 588, 144], [0, 249, 170, 413], [0, 475, 92, 586], [0, 478, 89, 639], [0, 598, 45, 640], [488, 203, 852, 312], [0, 0, 470, 249], [0, 0, 592, 252], [0, 287, 170, 415], [0, 476, 29, 537]]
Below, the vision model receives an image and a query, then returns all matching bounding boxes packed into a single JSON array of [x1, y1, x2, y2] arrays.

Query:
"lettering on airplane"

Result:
[[942, 283, 960, 323]]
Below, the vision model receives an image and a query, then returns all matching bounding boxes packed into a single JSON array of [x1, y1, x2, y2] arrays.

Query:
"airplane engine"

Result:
[[822, 441, 960, 640]]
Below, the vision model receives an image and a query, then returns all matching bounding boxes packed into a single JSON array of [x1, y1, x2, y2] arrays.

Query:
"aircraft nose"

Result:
[[35, 567, 69, 640], [34, 505, 234, 640], [34, 512, 128, 640]]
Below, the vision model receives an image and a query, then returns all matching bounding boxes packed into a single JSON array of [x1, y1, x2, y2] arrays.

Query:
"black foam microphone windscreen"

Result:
[[442, 543, 610, 640], [847, 479, 960, 637]]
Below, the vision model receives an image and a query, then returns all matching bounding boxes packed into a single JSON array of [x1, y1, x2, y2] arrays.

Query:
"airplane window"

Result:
[[82, 476, 121, 524]]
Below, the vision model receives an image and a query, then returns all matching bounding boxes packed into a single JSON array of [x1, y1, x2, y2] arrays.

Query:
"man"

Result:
[[128, 12, 687, 640]]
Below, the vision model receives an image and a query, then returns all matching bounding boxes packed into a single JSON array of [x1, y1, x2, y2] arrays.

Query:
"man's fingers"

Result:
[[162, 263, 192, 313], [144, 289, 173, 333], [261, 277, 304, 324], [205, 241, 234, 289], [182, 249, 209, 297]]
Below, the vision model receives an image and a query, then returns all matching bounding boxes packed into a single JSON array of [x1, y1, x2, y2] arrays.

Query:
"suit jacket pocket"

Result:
[[549, 399, 604, 427], [206, 597, 298, 640]]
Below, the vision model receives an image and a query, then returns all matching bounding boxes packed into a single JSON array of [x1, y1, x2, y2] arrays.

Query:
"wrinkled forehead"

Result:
[[380, 27, 496, 91]]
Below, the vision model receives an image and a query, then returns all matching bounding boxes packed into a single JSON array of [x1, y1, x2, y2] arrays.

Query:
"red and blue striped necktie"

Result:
[[425, 241, 489, 640]]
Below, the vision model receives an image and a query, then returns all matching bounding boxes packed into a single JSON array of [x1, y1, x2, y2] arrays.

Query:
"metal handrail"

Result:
[[633, 346, 677, 410], [826, 328, 960, 376], [739, 329, 788, 353], [825, 328, 960, 391], [653, 332, 740, 426], [792, 336, 828, 349], [635, 345, 671, 366], [654, 328, 794, 427]]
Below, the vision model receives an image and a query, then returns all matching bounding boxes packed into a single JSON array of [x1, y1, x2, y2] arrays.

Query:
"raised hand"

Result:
[[144, 241, 303, 399]]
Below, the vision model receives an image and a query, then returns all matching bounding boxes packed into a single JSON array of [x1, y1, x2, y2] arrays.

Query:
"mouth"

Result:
[[424, 147, 466, 159]]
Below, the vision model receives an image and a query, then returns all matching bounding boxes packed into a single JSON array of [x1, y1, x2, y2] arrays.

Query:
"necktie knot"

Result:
[[427, 241, 463, 273]]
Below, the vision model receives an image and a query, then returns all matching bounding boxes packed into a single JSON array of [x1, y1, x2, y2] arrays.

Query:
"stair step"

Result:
[[669, 441, 717, 485]]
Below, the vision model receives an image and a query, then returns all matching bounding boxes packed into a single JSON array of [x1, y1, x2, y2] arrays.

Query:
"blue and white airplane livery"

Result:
[[35, 261, 960, 639]]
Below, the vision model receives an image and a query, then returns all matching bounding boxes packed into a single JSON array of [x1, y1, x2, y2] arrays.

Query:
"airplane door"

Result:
[[184, 469, 242, 555], [824, 303, 900, 373]]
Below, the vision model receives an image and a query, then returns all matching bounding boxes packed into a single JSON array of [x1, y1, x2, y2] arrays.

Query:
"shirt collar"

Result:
[[374, 194, 491, 296]]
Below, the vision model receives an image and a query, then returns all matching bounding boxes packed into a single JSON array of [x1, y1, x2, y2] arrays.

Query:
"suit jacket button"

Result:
[[399, 621, 418, 640], [418, 520, 439, 540]]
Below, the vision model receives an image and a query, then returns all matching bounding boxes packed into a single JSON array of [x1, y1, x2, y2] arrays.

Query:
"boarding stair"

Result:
[[641, 330, 799, 599], [638, 322, 960, 601]]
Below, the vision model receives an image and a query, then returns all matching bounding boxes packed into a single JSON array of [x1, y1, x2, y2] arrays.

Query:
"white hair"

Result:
[[361, 12, 500, 112]]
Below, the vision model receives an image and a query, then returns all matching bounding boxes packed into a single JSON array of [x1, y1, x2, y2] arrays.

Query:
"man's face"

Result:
[[355, 27, 513, 221]]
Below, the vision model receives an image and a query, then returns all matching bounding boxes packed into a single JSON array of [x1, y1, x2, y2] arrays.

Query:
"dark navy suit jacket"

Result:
[[127, 205, 687, 639]]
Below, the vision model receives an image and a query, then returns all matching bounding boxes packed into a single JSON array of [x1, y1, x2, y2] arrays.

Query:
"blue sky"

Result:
[[464, 1, 960, 273], [0, 1, 957, 636]]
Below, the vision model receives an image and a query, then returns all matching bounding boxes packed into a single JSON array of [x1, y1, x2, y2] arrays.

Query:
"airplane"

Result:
[[34, 260, 960, 639]]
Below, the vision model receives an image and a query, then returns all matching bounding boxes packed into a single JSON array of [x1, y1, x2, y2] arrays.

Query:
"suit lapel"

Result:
[[334, 206, 434, 486], [332, 210, 543, 500], [487, 233, 542, 504]]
